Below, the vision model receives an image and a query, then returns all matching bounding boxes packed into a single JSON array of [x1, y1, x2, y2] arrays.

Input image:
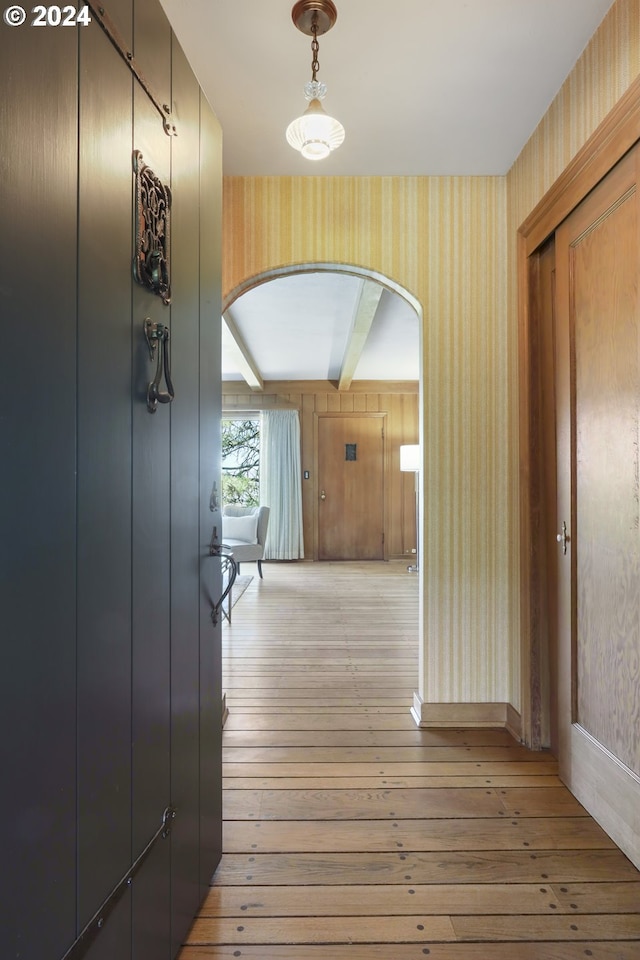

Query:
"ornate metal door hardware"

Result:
[[144, 318, 174, 413], [134, 150, 172, 304], [88, 3, 177, 136], [61, 806, 176, 960], [208, 530, 238, 626]]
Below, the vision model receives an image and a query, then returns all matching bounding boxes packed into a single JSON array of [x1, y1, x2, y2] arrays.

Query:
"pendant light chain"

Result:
[[311, 15, 320, 81]]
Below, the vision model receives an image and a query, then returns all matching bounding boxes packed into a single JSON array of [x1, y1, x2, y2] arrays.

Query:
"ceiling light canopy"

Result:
[[286, 0, 345, 161]]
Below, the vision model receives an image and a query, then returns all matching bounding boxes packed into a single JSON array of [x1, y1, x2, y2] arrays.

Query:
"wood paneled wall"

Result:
[[223, 381, 419, 560]]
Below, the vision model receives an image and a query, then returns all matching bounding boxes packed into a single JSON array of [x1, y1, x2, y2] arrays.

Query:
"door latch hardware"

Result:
[[209, 480, 219, 512], [60, 806, 177, 960], [208, 534, 238, 626], [556, 520, 569, 555], [144, 318, 174, 413], [89, 6, 177, 136]]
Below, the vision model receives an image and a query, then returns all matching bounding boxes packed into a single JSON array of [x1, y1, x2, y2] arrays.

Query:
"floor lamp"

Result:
[[400, 444, 420, 573]]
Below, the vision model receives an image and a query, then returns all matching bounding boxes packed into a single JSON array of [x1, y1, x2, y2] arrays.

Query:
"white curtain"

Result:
[[260, 409, 305, 559]]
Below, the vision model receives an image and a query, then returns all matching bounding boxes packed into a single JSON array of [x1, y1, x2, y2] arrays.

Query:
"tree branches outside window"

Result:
[[221, 418, 260, 505]]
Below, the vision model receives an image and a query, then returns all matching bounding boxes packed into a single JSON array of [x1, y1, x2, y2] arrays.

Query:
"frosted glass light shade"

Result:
[[400, 444, 420, 472], [286, 98, 345, 160]]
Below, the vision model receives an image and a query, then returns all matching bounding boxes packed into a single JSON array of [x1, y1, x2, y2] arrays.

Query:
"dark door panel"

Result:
[[83, 890, 133, 960], [2, 2, 223, 956], [131, 83, 172, 862], [0, 22, 79, 960], [168, 37, 205, 953], [198, 94, 225, 895], [76, 18, 135, 925], [132, 840, 171, 960]]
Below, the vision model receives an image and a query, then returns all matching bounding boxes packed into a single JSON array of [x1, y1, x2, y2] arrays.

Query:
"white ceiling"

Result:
[[160, 0, 615, 385], [222, 274, 420, 383]]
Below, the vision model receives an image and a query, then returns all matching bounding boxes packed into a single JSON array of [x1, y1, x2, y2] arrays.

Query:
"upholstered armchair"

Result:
[[222, 505, 270, 578]]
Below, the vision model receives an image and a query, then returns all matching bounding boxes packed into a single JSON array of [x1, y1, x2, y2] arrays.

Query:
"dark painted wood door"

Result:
[[1, 3, 224, 957], [1, 19, 79, 960]]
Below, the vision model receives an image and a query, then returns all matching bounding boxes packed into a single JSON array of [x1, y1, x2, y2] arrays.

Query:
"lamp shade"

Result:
[[286, 98, 345, 160], [399, 444, 420, 472]]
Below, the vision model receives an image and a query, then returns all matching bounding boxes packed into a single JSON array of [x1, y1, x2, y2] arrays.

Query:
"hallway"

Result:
[[180, 561, 640, 959]]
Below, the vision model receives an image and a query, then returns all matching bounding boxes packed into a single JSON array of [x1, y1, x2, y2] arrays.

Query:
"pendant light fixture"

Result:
[[286, 0, 345, 161]]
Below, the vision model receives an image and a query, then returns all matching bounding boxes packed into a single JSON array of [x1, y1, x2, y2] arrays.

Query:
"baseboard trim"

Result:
[[506, 701, 522, 741], [412, 693, 522, 741]]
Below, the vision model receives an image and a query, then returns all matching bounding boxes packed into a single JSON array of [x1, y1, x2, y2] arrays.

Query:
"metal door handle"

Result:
[[208, 532, 237, 626], [144, 318, 175, 413], [556, 521, 569, 555], [320, 490, 326, 500]]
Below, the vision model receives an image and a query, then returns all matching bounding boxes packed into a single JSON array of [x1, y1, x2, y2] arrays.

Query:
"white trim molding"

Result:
[[411, 693, 522, 741]]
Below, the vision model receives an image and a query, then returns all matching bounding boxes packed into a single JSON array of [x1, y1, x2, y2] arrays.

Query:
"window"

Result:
[[221, 417, 260, 505]]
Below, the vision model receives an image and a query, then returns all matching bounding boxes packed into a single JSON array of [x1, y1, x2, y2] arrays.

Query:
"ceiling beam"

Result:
[[222, 310, 264, 391], [338, 281, 384, 391]]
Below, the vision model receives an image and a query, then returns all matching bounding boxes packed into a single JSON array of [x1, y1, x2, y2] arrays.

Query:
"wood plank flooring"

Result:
[[179, 561, 640, 960]]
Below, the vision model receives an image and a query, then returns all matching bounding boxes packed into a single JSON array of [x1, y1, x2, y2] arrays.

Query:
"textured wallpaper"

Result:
[[223, 176, 512, 706], [508, 0, 640, 242]]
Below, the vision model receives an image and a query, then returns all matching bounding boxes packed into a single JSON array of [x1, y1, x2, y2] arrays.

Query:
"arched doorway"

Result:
[[221, 262, 423, 564]]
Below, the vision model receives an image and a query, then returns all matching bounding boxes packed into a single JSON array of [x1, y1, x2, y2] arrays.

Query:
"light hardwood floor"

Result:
[[179, 561, 640, 960]]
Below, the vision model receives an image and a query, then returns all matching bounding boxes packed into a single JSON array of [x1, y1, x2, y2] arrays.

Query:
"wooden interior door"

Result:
[[536, 238, 559, 754], [555, 143, 640, 868], [317, 415, 385, 560]]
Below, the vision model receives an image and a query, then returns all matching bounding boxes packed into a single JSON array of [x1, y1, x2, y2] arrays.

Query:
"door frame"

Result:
[[313, 411, 388, 561], [518, 71, 640, 748]]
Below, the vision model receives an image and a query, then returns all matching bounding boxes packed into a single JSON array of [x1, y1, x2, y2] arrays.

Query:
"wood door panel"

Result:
[[76, 18, 134, 927], [83, 891, 132, 960], [572, 189, 640, 775], [537, 238, 559, 753], [168, 37, 206, 957], [4, 2, 224, 956], [317, 415, 384, 560], [555, 144, 640, 868], [1, 19, 79, 960], [130, 17, 173, 954], [198, 92, 225, 896], [130, 81, 172, 934]]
